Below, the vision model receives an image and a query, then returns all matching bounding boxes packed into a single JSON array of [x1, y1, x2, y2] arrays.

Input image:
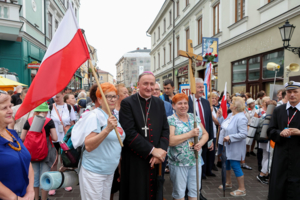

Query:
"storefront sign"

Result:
[[178, 65, 188, 76], [27, 61, 40, 69], [179, 83, 208, 99], [162, 73, 173, 80], [179, 84, 191, 96]]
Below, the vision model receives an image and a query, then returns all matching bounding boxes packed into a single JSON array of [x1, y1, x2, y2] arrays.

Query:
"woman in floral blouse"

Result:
[[168, 93, 208, 200]]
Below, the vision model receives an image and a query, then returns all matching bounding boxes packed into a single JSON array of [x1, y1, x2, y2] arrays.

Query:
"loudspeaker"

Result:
[[286, 63, 300, 72], [266, 62, 280, 71]]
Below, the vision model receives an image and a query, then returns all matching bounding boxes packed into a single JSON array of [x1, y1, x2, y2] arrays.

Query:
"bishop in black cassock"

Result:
[[267, 81, 300, 200], [119, 92, 169, 200]]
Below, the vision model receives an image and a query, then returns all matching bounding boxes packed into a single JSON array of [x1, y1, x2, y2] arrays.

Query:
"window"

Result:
[[163, 48, 166, 65], [100, 76, 103, 81], [164, 19, 166, 32], [75, 8, 77, 18], [231, 49, 284, 97], [198, 18, 202, 45], [158, 53, 160, 68], [186, 28, 190, 51], [154, 32, 156, 44], [248, 56, 260, 81], [169, 43, 172, 62], [55, 20, 58, 32], [72, 2, 74, 9], [169, 10, 172, 26], [235, 0, 245, 22], [233, 60, 247, 83], [213, 3, 220, 35], [154, 56, 156, 70], [186, 0, 189, 7], [176, 37, 180, 57], [176, 1, 179, 17], [263, 50, 284, 78], [48, 13, 52, 39], [158, 27, 160, 39], [67, 0, 69, 8]]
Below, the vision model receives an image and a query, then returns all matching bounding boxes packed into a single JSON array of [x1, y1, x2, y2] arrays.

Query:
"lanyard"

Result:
[[287, 109, 298, 128], [175, 113, 191, 129], [54, 103, 64, 124]]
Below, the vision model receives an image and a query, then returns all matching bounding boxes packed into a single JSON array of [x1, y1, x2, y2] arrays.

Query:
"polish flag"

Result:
[[220, 82, 228, 119], [15, 2, 90, 120], [204, 62, 213, 91]]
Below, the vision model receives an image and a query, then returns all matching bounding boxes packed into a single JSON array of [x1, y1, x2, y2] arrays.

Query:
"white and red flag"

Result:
[[220, 82, 228, 119], [15, 2, 90, 120], [204, 62, 213, 91]]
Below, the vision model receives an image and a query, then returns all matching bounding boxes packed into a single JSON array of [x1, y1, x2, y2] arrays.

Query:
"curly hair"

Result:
[[96, 82, 118, 99], [172, 93, 189, 104]]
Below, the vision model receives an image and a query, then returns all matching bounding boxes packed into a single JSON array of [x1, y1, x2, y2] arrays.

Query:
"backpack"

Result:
[[60, 124, 103, 168], [49, 104, 72, 115], [24, 117, 51, 162]]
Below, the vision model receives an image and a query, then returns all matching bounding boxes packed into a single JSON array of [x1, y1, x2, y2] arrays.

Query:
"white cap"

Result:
[[285, 81, 300, 90]]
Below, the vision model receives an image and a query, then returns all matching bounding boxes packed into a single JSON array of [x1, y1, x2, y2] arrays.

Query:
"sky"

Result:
[[79, 0, 165, 79]]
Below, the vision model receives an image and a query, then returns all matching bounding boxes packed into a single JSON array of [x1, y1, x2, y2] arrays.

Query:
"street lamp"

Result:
[[279, 20, 300, 57]]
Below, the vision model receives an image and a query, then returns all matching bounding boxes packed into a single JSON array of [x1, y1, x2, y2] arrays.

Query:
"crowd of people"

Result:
[[0, 72, 300, 200]]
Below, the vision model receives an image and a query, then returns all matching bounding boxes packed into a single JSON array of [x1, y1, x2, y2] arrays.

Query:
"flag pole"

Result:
[[81, 29, 123, 147], [88, 59, 123, 147], [209, 62, 212, 106]]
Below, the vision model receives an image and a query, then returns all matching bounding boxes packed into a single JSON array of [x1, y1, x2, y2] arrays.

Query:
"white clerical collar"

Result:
[[138, 92, 151, 101], [286, 101, 300, 111]]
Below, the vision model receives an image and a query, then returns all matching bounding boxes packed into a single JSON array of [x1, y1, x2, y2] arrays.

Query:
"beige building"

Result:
[[97, 69, 114, 84], [147, 0, 300, 98]]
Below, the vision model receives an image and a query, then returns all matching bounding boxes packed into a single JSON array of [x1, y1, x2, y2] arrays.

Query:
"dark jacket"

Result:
[[188, 96, 214, 143]]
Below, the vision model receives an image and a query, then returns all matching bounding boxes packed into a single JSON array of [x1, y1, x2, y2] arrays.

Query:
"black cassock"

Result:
[[119, 94, 169, 200], [267, 104, 300, 200]]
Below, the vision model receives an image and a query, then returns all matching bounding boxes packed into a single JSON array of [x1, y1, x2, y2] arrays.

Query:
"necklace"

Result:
[[0, 130, 21, 151], [137, 93, 152, 137], [175, 113, 191, 129]]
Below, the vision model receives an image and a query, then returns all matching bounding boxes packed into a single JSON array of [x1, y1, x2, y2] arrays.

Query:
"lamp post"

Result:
[[279, 20, 300, 57]]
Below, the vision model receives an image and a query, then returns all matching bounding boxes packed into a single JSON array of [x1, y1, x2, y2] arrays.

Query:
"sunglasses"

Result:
[[0, 90, 7, 95]]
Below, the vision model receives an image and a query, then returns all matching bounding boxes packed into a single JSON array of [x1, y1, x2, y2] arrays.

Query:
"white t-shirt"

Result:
[[47, 103, 77, 142]]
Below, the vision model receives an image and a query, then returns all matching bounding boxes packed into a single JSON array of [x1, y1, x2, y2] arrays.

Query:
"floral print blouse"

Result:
[[167, 113, 203, 166]]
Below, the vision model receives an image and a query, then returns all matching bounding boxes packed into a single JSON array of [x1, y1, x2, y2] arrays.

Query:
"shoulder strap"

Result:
[[28, 117, 34, 126], [53, 104, 63, 124]]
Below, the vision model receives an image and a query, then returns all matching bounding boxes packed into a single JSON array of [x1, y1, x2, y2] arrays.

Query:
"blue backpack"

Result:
[[60, 126, 82, 168]]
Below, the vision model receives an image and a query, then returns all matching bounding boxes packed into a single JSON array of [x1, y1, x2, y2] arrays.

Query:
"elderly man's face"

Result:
[[153, 84, 161, 97], [195, 82, 204, 98]]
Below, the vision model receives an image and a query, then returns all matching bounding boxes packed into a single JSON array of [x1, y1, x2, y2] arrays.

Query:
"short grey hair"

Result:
[[155, 82, 161, 89], [78, 91, 87, 98], [195, 78, 204, 83]]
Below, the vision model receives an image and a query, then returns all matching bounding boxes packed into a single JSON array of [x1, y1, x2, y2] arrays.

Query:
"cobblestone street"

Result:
[[48, 151, 268, 200]]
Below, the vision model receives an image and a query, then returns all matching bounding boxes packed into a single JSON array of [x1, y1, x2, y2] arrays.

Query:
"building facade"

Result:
[[147, 0, 300, 98], [97, 69, 114, 84], [116, 48, 151, 87], [0, 0, 81, 86]]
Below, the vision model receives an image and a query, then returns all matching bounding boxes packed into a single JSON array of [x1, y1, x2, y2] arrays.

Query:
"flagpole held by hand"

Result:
[[88, 59, 123, 147]]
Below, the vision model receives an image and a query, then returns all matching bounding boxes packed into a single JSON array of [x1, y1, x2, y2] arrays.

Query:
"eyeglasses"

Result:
[[154, 89, 160, 91], [105, 95, 119, 101], [0, 90, 7, 95]]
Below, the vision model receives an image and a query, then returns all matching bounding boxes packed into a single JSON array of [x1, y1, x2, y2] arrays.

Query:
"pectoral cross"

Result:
[[142, 125, 149, 137]]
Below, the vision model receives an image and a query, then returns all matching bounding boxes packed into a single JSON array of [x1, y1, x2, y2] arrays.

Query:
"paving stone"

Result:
[[48, 150, 268, 200]]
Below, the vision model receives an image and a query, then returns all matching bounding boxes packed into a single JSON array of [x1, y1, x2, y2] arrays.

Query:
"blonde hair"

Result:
[[262, 96, 270, 106], [207, 92, 218, 99], [232, 97, 245, 112]]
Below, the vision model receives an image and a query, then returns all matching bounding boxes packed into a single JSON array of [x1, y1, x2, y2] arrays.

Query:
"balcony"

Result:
[[0, 0, 23, 41]]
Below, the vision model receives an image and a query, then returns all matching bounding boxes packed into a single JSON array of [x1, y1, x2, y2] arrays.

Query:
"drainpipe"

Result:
[[171, 0, 175, 84], [44, 0, 47, 45]]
